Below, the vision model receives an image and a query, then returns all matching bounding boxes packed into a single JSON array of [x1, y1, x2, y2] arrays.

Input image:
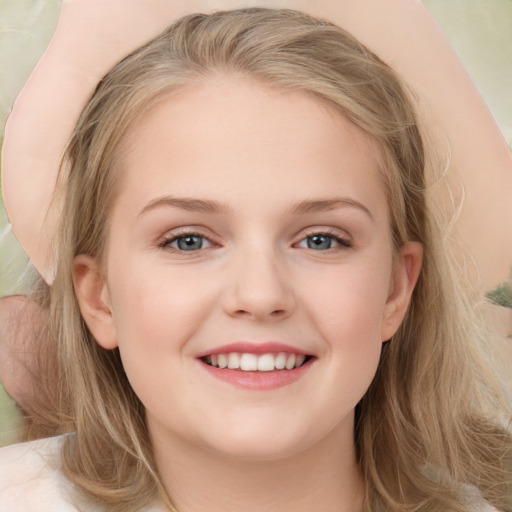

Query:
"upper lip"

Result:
[[196, 342, 311, 358]]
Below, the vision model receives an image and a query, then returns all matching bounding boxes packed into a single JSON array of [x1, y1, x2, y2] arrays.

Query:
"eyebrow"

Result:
[[138, 195, 373, 220], [139, 196, 232, 217], [290, 198, 374, 221]]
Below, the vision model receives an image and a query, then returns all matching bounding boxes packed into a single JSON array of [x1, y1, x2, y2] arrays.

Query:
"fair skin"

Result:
[[73, 75, 422, 511], [0, 296, 45, 409], [3, 0, 510, 290], [2, 0, 510, 420]]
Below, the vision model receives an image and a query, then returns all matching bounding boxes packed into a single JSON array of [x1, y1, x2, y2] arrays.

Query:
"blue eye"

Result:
[[297, 233, 351, 251], [307, 234, 333, 250], [163, 234, 212, 251]]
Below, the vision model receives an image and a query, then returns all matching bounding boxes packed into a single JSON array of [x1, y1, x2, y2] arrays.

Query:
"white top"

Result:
[[0, 435, 164, 511], [0, 436, 500, 511]]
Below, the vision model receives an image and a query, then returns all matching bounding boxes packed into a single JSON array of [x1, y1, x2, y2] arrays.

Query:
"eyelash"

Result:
[[296, 229, 352, 251], [157, 231, 216, 252], [157, 229, 352, 253]]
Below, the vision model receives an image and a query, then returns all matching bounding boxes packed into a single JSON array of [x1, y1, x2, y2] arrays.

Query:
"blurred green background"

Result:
[[0, 0, 511, 447]]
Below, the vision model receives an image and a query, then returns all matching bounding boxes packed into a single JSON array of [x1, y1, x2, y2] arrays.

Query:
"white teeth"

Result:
[[240, 353, 258, 371], [205, 352, 309, 371], [257, 354, 275, 372], [275, 353, 287, 370], [285, 354, 296, 370], [295, 354, 306, 368], [217, 354, 228, 369], [228, 353, 240, 369]]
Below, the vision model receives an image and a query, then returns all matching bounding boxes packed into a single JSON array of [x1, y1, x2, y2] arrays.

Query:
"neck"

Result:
[[151, 421, 365, 512]]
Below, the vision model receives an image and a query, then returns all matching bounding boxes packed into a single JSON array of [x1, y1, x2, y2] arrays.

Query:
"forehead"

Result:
[[113, 74, 386, 216]]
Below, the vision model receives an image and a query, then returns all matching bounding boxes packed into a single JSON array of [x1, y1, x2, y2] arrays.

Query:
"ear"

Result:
[[72, 255, 118, 350], [381, 242, 423, 342]]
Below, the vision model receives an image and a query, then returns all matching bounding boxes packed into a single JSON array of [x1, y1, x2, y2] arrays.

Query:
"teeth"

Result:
[[217, 354, 228, 369], [295, 354, 306, 367], [285, 353, 296, 370], [228, 353, 240, 369], [205, 352, 308, 371], [257, 354, 275, 372], [275, 353, 287, 370], [240, 353, 258, 371]]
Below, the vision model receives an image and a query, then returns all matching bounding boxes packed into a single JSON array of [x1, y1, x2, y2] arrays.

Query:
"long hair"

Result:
[[37, 9, 511, 511]]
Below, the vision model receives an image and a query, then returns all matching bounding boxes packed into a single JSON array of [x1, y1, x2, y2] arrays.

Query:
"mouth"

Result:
[[200, 352, 312, 372], [196, 342, 315, 390]]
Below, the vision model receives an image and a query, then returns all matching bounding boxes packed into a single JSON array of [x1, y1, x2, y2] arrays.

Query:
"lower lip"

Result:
[[198, 358, 314, 391]]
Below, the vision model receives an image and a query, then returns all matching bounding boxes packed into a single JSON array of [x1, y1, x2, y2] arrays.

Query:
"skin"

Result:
[[0, 296, 47, 412], [2, 0, 510, 290], [73, 76, 422, 512], [2, 0, 510, 451]]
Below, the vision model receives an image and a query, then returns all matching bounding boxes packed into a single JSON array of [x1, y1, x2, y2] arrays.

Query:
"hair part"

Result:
[[34, 8, 512, 511]]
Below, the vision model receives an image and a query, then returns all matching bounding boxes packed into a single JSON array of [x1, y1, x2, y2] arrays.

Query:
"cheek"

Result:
[[302, 258, 391, 402], [306, 257, 391, 339], [106, 267, 200, 409], [106, 253, 213, 356]]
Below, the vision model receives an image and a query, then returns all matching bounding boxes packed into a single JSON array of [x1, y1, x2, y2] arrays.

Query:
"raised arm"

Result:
[[298, 0, 512, 294], [3, 0, 511, 292]]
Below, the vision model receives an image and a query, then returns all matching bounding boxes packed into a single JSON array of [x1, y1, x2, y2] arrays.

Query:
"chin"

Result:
[[196, 415, 321, 463]]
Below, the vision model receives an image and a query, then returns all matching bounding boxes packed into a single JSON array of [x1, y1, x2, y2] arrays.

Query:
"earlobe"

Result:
[[381, 242, 423, 342], [72, 255, 118, 350]]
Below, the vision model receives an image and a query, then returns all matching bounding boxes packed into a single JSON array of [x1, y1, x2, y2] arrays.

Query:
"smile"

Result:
[[202, 352, 309, 372], [197, 343, 315, 391]]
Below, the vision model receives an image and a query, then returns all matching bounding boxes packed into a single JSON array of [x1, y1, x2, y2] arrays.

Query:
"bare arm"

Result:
[[2, 0, 511, 291], [296, 0, 512, 293]]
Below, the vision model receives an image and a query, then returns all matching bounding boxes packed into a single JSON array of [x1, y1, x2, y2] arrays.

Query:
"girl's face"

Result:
[[76, 75, 420, 461]]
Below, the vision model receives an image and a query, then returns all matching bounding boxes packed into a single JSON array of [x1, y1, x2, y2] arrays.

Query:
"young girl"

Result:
[[0, 6, 510, 512]]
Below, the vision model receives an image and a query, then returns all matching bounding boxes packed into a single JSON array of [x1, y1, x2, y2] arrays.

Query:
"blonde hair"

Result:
[[38, 8, 511, 511]]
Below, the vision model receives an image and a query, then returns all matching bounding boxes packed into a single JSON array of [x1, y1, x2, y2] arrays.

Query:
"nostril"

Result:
[[233, 308, 288, 318], [222, 283, 296, 320]]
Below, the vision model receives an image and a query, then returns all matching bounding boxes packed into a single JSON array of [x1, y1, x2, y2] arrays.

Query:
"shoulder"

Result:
[[0, 435, 81, 512]]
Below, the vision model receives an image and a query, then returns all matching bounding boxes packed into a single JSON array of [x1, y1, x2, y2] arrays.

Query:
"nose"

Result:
[[221, 248, 296, 321]]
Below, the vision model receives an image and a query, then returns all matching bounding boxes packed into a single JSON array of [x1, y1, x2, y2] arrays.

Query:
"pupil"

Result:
[[178, 236, 203, 251], [308, 235, 332, 250]]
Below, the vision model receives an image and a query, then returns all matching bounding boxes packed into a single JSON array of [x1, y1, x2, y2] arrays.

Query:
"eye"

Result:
[[160, 233, 213, 252], [296, 232, 351, 251]]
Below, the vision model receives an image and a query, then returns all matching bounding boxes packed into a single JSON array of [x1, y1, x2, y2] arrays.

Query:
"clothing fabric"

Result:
[[0, 435, 501, 511], [0, 435, 164, 512]]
